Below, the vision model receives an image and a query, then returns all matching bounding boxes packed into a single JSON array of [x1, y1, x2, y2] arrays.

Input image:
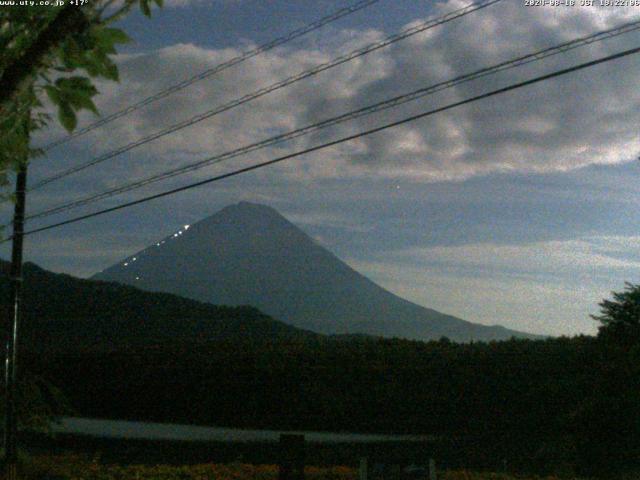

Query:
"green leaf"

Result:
[[58, 76, 98, 97], [91, 26, 131, 56], [73, 93, 99, 115], [59, 82, 98, 115], [59, 38, 83, 69], [77, 52, 102, 77], [103, 60, 119, 82], [58, 103, 77, 132], [64, 91, 98, 114], [84, 55, 120, 82], [43, 85, 62, 106], [100, 27, 131, 45], [140, 0, 151, 17]]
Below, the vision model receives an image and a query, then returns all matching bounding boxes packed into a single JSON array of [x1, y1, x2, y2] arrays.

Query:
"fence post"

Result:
[[359, 457, 368, 480], [429, 458, 437, 480], [279, 434, 305, 480]]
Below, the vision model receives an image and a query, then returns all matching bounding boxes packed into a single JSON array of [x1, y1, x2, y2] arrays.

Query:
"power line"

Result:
[[10, 43, 640, 241], [39, 0, 383, 151], [25, 19, 640, 221], [30, 0, 503, 190]]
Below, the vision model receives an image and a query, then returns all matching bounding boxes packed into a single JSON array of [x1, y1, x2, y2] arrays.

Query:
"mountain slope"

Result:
[[0, 261, 319, 352], [93, 202, 539, 342]]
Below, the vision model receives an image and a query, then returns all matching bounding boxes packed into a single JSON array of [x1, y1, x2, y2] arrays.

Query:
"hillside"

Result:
[[0, 261, 319, 352]]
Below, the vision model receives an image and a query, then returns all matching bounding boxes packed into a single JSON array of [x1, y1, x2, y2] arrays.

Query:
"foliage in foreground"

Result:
[[24, 455, 581, 480]]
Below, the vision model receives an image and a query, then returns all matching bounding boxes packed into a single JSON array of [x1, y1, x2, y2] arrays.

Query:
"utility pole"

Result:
[[3, 159, 28, 480]]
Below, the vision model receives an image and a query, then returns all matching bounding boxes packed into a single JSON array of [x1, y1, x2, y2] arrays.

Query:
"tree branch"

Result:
[[0, 5, 91, 114]]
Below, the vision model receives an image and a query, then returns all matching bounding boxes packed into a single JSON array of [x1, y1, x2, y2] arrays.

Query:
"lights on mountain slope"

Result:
[[119, 223, 191, 272]]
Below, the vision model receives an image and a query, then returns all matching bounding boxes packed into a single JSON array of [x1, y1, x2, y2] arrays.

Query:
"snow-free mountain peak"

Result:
[[93, 203, 540, 342]]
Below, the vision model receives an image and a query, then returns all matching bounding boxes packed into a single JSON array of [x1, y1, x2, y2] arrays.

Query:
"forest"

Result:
[[23, 331, 640, 477]]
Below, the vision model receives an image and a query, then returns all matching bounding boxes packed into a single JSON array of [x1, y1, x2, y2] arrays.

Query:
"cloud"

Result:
[[30, 0, 640, 195], [352, 259, 602, 336], [285, 211, 374, 233], [347, 235, 640, 336], [390, 236, 640, 280]]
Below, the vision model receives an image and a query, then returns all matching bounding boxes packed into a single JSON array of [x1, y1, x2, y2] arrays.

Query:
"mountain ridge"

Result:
[[93, 201, 541, 342], [0, 260, 320, 352]]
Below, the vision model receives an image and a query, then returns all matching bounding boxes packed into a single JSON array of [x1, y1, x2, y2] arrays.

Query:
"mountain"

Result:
[[0, 261, 319, 352], [93, 202, 539, 342]]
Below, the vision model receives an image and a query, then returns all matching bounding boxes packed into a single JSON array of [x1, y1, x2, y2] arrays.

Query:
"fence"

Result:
[[278, 434, 437, 480]]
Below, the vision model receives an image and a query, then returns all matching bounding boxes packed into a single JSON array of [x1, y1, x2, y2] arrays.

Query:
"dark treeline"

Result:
[[3, 263, 640, 477], [23, 333, 640, 477]]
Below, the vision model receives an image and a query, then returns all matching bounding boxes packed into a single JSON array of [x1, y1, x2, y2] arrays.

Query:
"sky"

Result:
[[3, 0, 640, 337]]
